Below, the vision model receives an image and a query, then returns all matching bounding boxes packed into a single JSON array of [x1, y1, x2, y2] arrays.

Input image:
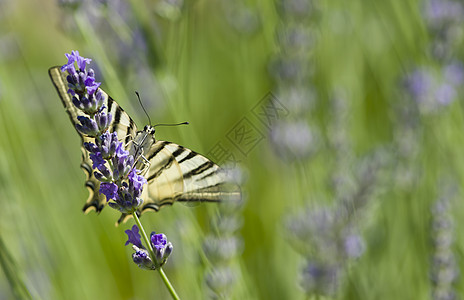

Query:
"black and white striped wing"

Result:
[[49, 66, 138, 213], [140, 141, 242, 212]]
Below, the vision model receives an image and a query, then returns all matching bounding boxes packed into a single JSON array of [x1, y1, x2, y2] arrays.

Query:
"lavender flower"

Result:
[[128, 168, 148, 191], [276, 0, 313, 19], [269, 120, 316, 161], [430, 182, 459, 300], [131, 246, 155, 270], [95, 110, 111, 132], [422, 0, 464, 60], [125, 225, 143, 248], [61, 50, 90, 73], [151, 232, 173, 267], [124, 226, 173, 270], [343, 233, 365, 259], [99, 183, 118, 201], [109, 181, 143, 214], [205, 266, 237, 298], [203, 236, 241, 263], [405, 64, 462, 113], [62, 50, 145, 214], [424, 0, 463, 28], [75, 116, 99, 137], [300, 261, 339, 297], [202, 164, 246, 299]]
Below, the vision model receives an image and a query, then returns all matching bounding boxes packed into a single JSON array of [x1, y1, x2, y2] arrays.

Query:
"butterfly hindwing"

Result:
[[143, 141, 241, 208], [116, 140, 242, 223], [49, 66, 138, 213]]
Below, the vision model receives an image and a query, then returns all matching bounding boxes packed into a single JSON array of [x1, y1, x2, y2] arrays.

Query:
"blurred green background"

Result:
[[1, 0, 464, 299]]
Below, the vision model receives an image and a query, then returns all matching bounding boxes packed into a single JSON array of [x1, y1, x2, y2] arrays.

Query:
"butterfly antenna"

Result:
[[154, 121, 189, 127], [135, 91, 152, 126]]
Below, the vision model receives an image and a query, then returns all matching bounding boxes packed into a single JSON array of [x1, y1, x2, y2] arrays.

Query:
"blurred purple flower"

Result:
[[405, 69, 434, 103], [430, 182, 459, 300], [343, 233, 365, 259], [405, 66, 460, 111], [444, 62, 464, 85], [270, 120, 316, 161], [425, 0, 464, 27], [301, 261, 339, 297], [434, 83, 456, 105], [205, 266, 237, 296]]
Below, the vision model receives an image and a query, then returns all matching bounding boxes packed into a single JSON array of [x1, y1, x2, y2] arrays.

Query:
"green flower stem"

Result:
[[158, 267, 180, 300], [132, 212, 180, 300]]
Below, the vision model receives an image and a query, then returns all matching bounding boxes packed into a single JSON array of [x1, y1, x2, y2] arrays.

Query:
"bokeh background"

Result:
[[1, 0, 464, 299]]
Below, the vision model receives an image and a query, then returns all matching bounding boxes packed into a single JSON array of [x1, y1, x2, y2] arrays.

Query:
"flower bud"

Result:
[[132, 246, 155, 270]]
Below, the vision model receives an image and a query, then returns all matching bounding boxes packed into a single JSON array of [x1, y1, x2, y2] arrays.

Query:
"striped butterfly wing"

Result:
[[117, 141, 242, 223], [49, 66, 138, 213], [146, 141, 241, 208]]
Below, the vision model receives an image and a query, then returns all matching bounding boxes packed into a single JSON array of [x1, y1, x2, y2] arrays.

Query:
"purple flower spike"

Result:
[[435, 83, 456, 105], [61, 50, 92, 73], [75, 116, 99, 137], [129, 168, 148, 192], [109, 182, 142, 214], [151, 233, 167, 250], [444, 62, 464, 86], [132, 246, 156, 270], [61, 51, 78, 73], [89, 151, 105, 170], [125, 225, 143, 248], [60, 50, 147, 217], [94, 164, 112, 182], [112, 155, 133, 181], [115, 141, 129, 158], [83, 141, 99, 154], [62, 51, 104, 116], [86, 80, 101, 96], [97, 131, 118, 159], [100, 182, 119, 201], [150, 232, 173, 268], [95, 111, 112, 132]]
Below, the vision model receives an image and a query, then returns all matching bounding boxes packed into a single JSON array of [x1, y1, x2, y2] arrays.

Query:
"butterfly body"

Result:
[[49, 66, 240, 223], [131, 126, 156, 154], [129, 126, 156, 172]]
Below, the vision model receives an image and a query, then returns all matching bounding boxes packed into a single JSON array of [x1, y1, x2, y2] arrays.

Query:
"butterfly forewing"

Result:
[[49, 66, 138, 213]]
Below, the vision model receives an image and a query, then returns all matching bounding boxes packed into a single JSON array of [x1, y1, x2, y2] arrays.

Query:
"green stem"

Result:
[[132, 212, 180, 300], [158, 267, 180, 300], [132, 212, 155, 258]]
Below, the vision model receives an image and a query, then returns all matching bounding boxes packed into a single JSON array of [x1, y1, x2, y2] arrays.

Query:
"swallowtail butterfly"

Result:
[[49, 66, 241, 223]]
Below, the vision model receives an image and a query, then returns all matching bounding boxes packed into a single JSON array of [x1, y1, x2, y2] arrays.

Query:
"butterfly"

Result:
[[49, 66, 241, 223]]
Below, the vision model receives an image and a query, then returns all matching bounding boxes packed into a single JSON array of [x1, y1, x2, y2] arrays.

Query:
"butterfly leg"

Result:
[[127, 154, 150, 177], [137, 155, 151, 176]]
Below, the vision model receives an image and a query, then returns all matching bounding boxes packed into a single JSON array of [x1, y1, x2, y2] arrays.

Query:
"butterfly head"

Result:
[[144, 125, 156, 135]]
